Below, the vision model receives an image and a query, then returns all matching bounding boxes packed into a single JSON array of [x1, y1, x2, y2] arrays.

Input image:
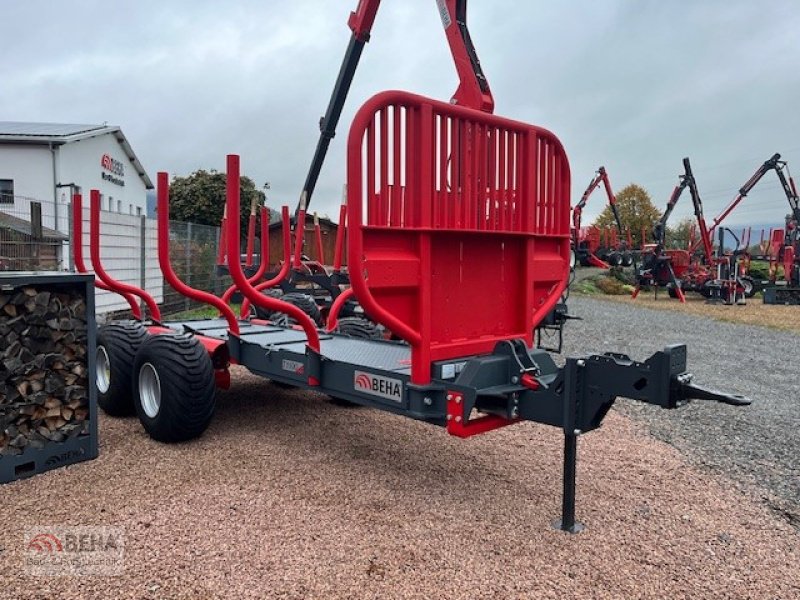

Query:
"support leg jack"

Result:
[[552, 432, 585, 533]]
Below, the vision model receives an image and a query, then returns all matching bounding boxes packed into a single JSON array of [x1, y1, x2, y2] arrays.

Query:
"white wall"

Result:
[[57, 132, 149, 219], [0, 135, 162, 314], [0, 144, 58, 227]]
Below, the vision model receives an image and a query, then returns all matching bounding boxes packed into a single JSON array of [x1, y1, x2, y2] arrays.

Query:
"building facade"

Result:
[[0, 122, 153, 232], [0, 122, 163, 313]]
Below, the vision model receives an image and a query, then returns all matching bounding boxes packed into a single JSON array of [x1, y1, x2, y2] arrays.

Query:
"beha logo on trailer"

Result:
[[354, 370, 403, 403], [100, 154, 125, 186]]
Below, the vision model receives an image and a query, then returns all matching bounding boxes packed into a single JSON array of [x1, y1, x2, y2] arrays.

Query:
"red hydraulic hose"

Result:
[[157, 172, 239, 335], [225, 155, 320, 355], [89, 190, 162, 320], [239, 206, 292, 317], [72, 194, 142, 319]]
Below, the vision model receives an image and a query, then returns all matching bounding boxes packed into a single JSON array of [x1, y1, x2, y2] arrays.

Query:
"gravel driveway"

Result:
[[562, 295, 800, 527], [1, 299, 798, 598]]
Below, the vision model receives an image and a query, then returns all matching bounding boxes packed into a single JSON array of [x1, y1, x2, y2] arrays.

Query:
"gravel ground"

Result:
[[561, 295, 800, 529], [1, 357, 799, 598]]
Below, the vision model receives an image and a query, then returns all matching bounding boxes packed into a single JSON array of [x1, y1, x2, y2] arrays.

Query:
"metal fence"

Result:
[[160, 220, 231, 316], [0, 196, 65, 271], [0, 196, 229, 317]]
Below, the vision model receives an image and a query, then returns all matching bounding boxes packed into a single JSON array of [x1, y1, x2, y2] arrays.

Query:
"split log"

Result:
[[0, 283, 90, 455]]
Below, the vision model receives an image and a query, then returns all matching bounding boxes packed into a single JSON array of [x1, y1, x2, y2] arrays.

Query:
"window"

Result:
[[0, 179, 13, 204]]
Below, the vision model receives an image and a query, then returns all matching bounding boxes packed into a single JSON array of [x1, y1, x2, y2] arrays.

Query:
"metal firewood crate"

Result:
[[0, 272, 98, 483]]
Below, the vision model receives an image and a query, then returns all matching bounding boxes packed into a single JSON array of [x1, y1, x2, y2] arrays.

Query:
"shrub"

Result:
[[595, 276, 628, 295]]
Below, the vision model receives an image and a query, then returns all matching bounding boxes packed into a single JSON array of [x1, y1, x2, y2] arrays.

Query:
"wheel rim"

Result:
[[139, 362, 161, 418], [741, 279, 753, 295], [96, 346, 111, 394]]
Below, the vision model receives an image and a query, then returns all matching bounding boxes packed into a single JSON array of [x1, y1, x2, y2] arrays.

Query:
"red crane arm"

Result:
[[299, 0, 493, 214], [572, 167, 623, 241]]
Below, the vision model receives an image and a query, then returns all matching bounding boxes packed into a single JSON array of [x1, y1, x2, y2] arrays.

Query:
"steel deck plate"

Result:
[[162, 318, 411, 372]]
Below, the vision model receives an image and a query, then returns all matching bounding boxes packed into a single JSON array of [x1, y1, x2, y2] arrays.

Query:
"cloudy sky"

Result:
[[5, 0, 799, 229]]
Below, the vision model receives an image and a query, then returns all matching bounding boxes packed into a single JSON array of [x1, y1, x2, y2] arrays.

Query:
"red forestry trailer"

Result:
[[572, 166, 634, 268], [82, 0, 749, 533]]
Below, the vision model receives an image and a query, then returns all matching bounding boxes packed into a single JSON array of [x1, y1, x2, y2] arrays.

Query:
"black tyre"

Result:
[[607, 252, 623, 267], [272, 292, 322, 326], [252, 288, 284, 319], [132, 334, 216, 443], [667, 283, 682, 299], [621, 252, 634, 267], [336, 316, 383, 340], [96, 321, 148, 416]]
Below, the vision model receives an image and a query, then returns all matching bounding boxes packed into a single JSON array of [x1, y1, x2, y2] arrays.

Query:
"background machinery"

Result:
[[572, 166, 634, 268]]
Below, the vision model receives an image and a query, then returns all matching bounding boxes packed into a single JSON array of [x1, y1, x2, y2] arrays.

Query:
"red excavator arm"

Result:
[[572, 166, 624, 242], [299, 0, 494, 214], [690, 153, 800, 255]]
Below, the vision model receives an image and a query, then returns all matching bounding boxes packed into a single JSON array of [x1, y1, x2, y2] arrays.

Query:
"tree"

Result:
[[666, 217, 695, 250], [592, 183, 661, 247], [167, 169, 280, 234]]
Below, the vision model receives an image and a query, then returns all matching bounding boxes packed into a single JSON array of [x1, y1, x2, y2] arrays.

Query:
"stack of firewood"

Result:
[[0, 285, 90, 455]]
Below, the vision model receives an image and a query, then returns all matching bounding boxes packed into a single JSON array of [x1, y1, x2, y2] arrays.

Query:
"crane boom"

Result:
[[572, 166, 624, 247], [297, 0, 494, 215], [690, 153, 800, 253]]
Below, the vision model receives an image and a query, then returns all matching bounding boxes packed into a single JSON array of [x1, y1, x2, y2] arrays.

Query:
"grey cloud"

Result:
[[3, 0, 798, 226]]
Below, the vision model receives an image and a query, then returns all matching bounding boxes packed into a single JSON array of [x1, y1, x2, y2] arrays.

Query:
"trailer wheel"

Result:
[[621, 252, 634, 267], [252, 288, 284, 319], [96, 321, 148, 417], [132, 333, 215, 443], [739, 276, 756, 298], [272, 292, 323, 326], [667, 282, 682, 299], [607, 252, 623, 267], [336, 317, 383, 340]]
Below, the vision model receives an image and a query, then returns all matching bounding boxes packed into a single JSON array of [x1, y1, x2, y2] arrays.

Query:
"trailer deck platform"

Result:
[[164, 318, 412, 374]]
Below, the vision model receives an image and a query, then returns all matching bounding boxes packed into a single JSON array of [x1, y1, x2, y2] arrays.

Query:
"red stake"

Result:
[[314, 212, 325, 264], [71, 194, 141, 319], [157, 173, 239, 334], [226, 155, 320, 358], [89, 190, 161, 320]]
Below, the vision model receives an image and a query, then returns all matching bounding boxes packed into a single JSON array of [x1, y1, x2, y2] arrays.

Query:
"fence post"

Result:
[[66, 201, 74, 272], [185, 221, 193, 311], [214, 225, 221, 296], [140, 215, 147, 317], [30, 201, 43, 269]]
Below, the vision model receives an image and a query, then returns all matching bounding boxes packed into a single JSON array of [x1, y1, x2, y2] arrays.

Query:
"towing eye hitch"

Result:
[[674, 374, 752, 407]]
